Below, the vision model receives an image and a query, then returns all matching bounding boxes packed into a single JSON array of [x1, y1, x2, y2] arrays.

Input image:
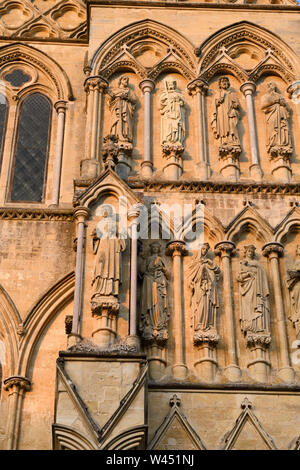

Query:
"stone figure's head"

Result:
[[200, 242, 210, 257], [267, 81, 277, 93], [150, 241, 161, 254], [165, 80, 177, 91], [119, 76, 129, 88], [218, 76, 230, 90], [244, 244, 256, 259]]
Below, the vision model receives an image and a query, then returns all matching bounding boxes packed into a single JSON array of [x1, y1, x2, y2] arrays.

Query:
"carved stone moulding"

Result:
[[3, 375, 31, 392], [91, 295, 119, 317], [102, 134, 119, 170], [246, 332, 271, 348], [193, 329, 220, 347]]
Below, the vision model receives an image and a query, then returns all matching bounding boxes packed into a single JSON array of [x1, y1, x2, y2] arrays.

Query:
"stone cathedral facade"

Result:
[[1, 0, 300, 451]]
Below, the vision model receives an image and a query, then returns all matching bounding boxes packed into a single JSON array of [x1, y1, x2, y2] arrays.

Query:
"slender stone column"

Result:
[[139, 79, 155, 178], [127, 206, 141, 350], [214, 241, 241, 381], [81, 76, 108, 178], [51, 100, 67, 206], [3, 376, 31, 450], [187, 78, 210, 179], [71, 207, 90, 342], [240, 82, 263, 181], [262, 242, 295, 382], [166, 240, 188, 379]]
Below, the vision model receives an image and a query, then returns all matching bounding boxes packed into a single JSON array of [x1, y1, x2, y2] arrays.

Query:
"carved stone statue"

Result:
[[211, 76, 241, 156], [286, 244, 300, 337], [187, 243, 220, 345], [261, 82, 292, 159], [159, 79, 186, 147], [91, 211, 126, 309], [108, 76, 136, 143], [237, 245, 270, 341], [139, 241, 169, 344]]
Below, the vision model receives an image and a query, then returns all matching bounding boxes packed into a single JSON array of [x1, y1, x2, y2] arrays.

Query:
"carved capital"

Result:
[[187, 78, 208, 96], [91, 295, 119, 317], [219, 144, 241, 160], [84, 75, 108, 94], [246, 332, 271, 348], [54, 100, 68, 114], [3, 376, 31, 392], [268, 145, 292, 162], [139, 79, 155, 94], [165, 240, 187, 257], [287, 80, 300, 99], [73, 206, 90, 223], [193, 329, 219, 347], [128, 204, 142, 222], [214, 240, 236, 258], [162, 144, 184, 161], [240, 81, 256, 96], [262, 242, 284, 258]]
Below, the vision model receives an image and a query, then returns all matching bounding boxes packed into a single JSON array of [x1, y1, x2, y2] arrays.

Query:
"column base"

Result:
[[67, 333, 83, 348], [196, 161, 210, 180], [278, 366, 295, 383], [250, 163, 263, 181], [141, 161, 153, 178], [80, 159, 100, 179], [224, 364, 242, 382], [125, 335, 140, 351], [172, 363, 188, 380], [220, 157, 240, 182], [147, 344, 167, 381]]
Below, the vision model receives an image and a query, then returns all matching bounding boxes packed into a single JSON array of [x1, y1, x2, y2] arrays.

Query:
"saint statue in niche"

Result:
[[187, 243, 220, 342], [261, 81, 292, 158], [286, 244, 300, 338], [91, 209, 126, 301], [237, 245, 270, 336], [139, 241, 169, 344], [211, 76, 241, 152], [159, 79, 186, 147], [108, 76, 136, 143]]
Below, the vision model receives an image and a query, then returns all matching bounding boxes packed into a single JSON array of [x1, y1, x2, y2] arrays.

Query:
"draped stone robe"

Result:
[[159, 89, 185, 145], [92, 229, 126, 298], [237, 259, 270, 334], [109, 86, 135, 142], [188, 254, 220, 332], [211, 88, 240, 147], [261, 89, 292, 153], [286, 258, 300, 336], [140, 254, 169, 341]]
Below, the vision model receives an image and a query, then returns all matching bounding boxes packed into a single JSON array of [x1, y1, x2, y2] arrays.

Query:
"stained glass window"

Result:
[[0, 94, 8, 165], [10, 93, 51, 202]]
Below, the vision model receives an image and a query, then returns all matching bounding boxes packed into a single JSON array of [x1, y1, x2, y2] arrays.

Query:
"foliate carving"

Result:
[[3, 376, 31, 391], [187, 78, 208, 96], [102, 135, 119, 170], [84, 75, 108, 94], [139, 242, 170, 345], [0, 208, 73, 221], [108, 76, 136, 147], [211, 76, 241, 160], [165, 240, 188, 257], [214, 241, 236, 258], [187, 243, 221, 346], [286, 244, 300, 338], [261, 82, 293, 161], [160, 79, 186, 158], [237, 245, 271, 347], [90, 209, 126, 316], [262, 242, 284, 258]]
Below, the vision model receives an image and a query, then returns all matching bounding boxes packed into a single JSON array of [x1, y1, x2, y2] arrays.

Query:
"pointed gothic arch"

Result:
[[225, 205, 274, 245], [198, 21, 300, 83], [16, 271, 74, 378], [0, 284, 21, 378], [0, 43, 73, 100], [90, 19, 196, 81]]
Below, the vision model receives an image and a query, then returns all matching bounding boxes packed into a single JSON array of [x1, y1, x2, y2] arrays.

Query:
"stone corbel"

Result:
[[162, 144, 184, 180]]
